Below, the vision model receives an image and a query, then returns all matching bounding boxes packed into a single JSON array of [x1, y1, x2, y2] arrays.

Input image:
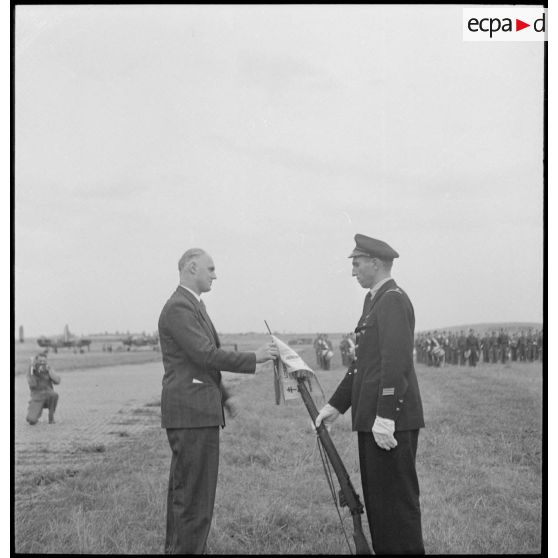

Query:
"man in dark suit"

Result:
[[315, 234, 425, 555], [159, 248, 278, 554]]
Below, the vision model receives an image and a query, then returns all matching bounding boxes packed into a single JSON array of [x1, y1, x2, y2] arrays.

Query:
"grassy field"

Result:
[[13, 341, 542, 554]]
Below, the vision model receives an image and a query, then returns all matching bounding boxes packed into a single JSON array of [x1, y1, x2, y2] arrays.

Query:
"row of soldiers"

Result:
[[415, 328, 544, 367]]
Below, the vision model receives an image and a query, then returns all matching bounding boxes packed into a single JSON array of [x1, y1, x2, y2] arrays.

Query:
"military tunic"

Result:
[[329, 279, 424, 554]]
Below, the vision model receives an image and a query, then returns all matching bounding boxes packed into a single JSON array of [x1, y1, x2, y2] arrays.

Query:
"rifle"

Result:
[[296, 372, 372, 555], [264, 322, 371, 554]]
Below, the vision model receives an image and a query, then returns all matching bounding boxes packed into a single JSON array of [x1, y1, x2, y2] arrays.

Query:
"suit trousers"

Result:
[[165, 427, 219, 554], [358, 430, 424, 555]]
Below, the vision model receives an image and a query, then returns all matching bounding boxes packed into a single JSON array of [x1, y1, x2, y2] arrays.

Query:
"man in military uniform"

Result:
[[429, 331, 444, 367], [457, 330, 467, 366], [339, 335, 350, 366], [489, 330, 499, 364], [415, 333, 424, 364], [315, 334, 329, 369], [449, 332, 458, 365], [422, 333, 430, 365], [26, 352, 61, 425], [465, 329, 479, 367], [347, 333, 356, 363], [536, 329, 543, 362], [313, 334, 323, 368], [322, 334, 334, 370], [314, 335, 327, 369], [427, 332, 436, 366], [498, 328, 509, 364], [315, 234, 425, 555], [531, 330, 539, 361], [518, 330, 527, 361], [510, 332, 519, 361], [526, 328, 535, 362], [481, 331, 491, 363], [440, 331, 450, 365]]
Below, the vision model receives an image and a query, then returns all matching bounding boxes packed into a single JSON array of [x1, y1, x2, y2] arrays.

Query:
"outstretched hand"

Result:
[[254, 342, 279, 363]]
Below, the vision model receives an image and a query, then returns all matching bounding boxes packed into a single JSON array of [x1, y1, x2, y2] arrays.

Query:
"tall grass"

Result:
[[14, 359, 542, 554]]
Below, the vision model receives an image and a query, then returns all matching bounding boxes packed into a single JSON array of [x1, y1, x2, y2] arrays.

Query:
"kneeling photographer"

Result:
[[26, 351, 61, 425]]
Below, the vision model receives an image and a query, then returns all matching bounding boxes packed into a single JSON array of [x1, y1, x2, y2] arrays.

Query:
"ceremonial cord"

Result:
[[316, 436, 353, 554]]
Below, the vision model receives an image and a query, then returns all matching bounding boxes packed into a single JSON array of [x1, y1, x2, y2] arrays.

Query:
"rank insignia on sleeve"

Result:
[[382, 387, 395, 396]]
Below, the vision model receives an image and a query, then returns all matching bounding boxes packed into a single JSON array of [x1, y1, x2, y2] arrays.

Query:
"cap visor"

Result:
[[348, 248, 371, 258]]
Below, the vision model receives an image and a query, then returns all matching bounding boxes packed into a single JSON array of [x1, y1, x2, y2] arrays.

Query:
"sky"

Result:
[[13, 4, 545, 337]]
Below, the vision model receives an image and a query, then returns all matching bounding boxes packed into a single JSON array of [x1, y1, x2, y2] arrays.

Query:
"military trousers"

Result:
[[26, 391, 58, 424], [358, 430, 424, 555], [165, 427, 219, 554]]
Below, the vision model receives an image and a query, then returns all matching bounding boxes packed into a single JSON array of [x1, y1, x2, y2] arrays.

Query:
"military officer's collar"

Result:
[[368, 276, 394, 302]]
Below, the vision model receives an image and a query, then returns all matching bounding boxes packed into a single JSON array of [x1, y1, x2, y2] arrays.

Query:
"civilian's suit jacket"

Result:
[[158, 287, 256, 428], [329, 279, 424, 432]]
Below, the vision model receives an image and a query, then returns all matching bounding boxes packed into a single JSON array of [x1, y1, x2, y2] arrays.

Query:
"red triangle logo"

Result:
[[516, 19, 530, 31]]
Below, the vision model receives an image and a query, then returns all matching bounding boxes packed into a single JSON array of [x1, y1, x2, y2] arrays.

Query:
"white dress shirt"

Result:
[[179, 285, 201, 303]]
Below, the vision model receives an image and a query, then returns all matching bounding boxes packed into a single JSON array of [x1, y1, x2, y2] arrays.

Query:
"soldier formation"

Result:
[[415, 327, 543, 367]]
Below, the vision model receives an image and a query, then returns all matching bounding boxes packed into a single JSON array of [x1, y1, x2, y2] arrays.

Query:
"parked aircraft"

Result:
[[121, 333, 159, 351], [36, 325, 91, 353]]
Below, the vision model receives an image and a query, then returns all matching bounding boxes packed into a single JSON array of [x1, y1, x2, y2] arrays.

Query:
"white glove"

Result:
[[314, 403, 340, 432], [372, 416, 398, 450]]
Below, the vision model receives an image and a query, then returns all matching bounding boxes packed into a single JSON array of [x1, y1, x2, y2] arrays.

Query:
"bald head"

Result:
[[178, 248, 216, 295], [178, 248, 207, 273]]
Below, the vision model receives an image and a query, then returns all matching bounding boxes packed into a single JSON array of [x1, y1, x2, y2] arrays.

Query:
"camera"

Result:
[[33, 362, 49, 377]]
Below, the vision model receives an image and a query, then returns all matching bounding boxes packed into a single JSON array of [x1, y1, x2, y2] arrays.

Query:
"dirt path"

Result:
[[14, 364, 250, 480], [14, 363, 165, 479]]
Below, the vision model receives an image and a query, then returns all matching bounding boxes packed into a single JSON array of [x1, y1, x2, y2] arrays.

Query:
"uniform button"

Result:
[[354, 369, 358, 374], [396, 407, 400, 411]]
